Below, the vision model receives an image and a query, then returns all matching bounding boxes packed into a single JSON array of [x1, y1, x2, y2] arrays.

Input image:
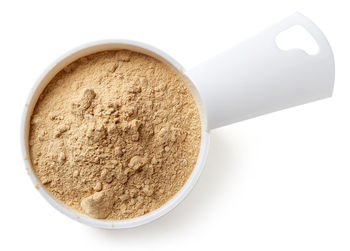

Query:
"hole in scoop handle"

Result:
[[187, 13, 335, 130]]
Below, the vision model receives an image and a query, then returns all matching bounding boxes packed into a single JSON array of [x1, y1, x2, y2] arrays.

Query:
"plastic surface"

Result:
[[187, 13, 335, 129]]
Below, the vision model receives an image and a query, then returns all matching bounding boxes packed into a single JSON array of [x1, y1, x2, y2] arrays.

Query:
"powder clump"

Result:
[[81, 191, 113, 219], [29, 50, 201, 220]]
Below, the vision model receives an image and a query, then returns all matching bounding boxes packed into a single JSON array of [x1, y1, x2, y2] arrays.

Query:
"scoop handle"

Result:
[[186, 13, 335, 130]]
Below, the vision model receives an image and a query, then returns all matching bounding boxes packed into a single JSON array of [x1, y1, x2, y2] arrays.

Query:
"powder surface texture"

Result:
[[29, 50, 201, 220]]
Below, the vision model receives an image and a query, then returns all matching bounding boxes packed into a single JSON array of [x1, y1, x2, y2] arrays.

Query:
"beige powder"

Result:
[[29, 50, 201, 220]]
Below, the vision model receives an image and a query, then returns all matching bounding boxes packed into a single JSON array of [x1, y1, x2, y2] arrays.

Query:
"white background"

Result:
[[1, 0, 349, 250]]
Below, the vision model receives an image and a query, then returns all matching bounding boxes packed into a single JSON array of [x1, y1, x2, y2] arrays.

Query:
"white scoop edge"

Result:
[[187, 13, 335, 130]]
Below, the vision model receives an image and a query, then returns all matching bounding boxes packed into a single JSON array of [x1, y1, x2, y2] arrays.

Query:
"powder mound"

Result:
[[71, 89, 96, 116], [29, 50, 201, 220]]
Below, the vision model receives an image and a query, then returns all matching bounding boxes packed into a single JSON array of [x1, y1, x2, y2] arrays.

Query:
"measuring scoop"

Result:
[[21, 13, 335, 228]]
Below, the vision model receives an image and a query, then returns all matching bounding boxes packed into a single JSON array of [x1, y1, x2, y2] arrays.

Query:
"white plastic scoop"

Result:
[[188, 13, 334, 129], [21, 13, 334, 228]]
